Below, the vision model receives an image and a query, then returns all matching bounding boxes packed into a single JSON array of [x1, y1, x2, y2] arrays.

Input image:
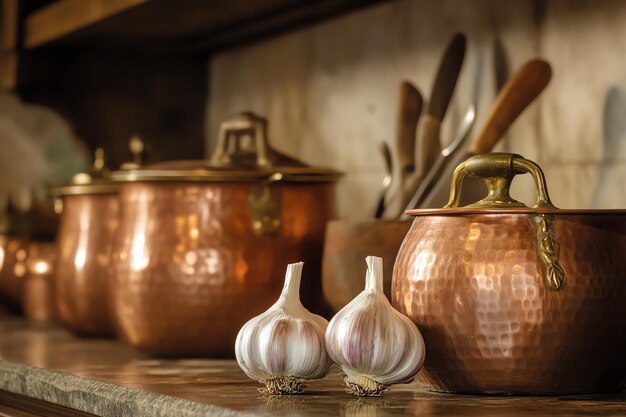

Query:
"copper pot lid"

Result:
[[111, 112, 343, 183], [53, 148, 118, 196], [406, 153, 626, 216]]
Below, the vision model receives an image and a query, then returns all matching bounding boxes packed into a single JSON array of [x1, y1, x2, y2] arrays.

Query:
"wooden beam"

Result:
[[0, 51, 17, 90], [24, 0, 149, 49], [0, 0, 18, 89]]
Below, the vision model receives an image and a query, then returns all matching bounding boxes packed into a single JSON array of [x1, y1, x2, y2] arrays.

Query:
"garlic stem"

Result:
[[365, 256, 384, 292], [277, 262, 304, 311]]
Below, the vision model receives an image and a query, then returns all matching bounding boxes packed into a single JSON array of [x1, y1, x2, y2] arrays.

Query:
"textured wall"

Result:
[[207, 0, 626, 219]]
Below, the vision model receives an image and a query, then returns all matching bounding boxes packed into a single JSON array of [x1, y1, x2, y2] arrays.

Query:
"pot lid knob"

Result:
[[445, 153, 556, 209], [70, 147, 111, 185], [120, 135, 145, 170]]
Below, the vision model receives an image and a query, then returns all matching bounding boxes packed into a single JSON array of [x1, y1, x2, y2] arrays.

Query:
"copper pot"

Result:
[[0, 236, 27, 312], [23, 241, 57, 322], [322, 219, 411, 312], [110, 113, 341, 356], [393, 153, 626, 395], [53, 149, 119, 336]]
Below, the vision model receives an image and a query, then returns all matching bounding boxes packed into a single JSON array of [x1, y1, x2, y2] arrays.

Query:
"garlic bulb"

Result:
[[235, 262, 332, 394], [325, 256, 425, 396]]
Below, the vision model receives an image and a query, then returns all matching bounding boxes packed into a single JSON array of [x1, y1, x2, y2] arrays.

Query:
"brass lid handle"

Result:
[[211, 112, 271, 168], [444, 153, 556, 209]]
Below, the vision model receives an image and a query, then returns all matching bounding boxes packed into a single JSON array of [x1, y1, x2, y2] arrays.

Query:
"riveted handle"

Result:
[[444, 153, 556, 209], [211, 112, 271, 168]]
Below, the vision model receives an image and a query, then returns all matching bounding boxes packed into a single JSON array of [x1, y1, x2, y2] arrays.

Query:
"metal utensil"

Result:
[[400, 104, 476, 218], [372, 142, 393, 218]]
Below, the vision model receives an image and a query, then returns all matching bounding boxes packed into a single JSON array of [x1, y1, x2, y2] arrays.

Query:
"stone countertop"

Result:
[[1, 314, 626, 417]]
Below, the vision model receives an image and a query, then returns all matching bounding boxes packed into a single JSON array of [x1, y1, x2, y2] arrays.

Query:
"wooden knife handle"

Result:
[[396, 81, 422, 175], [415, 113, 442, 179], [469, 59, 552, 155]]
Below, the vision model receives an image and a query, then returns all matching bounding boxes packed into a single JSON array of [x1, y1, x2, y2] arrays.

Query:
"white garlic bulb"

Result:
[[325, 256, 425, 396], [235, 262, 332, 394]]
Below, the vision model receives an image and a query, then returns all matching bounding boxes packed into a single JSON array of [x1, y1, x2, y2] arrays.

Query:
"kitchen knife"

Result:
[[394, 81, 423, 209], [398, 33, 466, 214], [400, 104, 476, 218], [418, 33, 466, 173], [415, 58, 553, 210]]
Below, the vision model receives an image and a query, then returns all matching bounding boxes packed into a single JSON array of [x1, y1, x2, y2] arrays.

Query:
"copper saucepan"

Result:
[[393, 153, 626, 395], [53, 149, 119, 336], [110, 112, 342, 356]]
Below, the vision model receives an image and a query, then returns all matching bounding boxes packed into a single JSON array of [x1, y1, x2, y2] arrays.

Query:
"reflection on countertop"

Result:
[[0, 313, 625, 417]]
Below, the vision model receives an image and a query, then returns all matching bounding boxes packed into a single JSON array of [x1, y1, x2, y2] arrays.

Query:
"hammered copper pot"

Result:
[[54, 149, 118, 336], [110, 113, 341, 356], [392, 153, 626, 395]]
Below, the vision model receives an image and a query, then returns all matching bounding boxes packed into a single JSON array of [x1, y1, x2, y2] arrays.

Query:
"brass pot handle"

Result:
[[445, 153, 556, 209], [211, 112, 271, 168]]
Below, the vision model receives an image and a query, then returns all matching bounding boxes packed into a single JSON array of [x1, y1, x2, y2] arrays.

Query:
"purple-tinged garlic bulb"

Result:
[[325, 256, 425, 396], [235, 262, 332, 394]]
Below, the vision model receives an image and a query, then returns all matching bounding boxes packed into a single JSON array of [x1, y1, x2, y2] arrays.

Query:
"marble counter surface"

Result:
[[1, 314, 626, 417]]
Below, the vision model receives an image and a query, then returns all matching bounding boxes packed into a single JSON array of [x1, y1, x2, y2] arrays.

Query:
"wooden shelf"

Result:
[[23, 0, 383, 52], [6, 0, 384, 169], [1, 0, 18, 89], [24, 0, 148, 49]]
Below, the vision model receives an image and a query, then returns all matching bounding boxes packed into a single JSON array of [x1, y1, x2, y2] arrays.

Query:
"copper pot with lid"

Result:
[[53, 148, 120, 336], [393, 153, 626, 395], [110, 112, 342, 356]]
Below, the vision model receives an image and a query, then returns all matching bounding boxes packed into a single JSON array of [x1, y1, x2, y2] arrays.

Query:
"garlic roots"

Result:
[[235, 262, 332, 394], [325, 256, 426, 396]]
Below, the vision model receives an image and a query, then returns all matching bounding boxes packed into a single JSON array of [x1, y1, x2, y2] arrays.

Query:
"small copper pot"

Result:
[[393, 153, 626, 395], [110, 113, 341, 356], [322, 219, 411, 312], [23, 241, 57, 322], [0, 236, 27, 312], [53, 149, 118, 336]]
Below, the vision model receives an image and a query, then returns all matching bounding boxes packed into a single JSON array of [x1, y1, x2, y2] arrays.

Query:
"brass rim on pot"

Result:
[[53, 148, 118, 196]]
